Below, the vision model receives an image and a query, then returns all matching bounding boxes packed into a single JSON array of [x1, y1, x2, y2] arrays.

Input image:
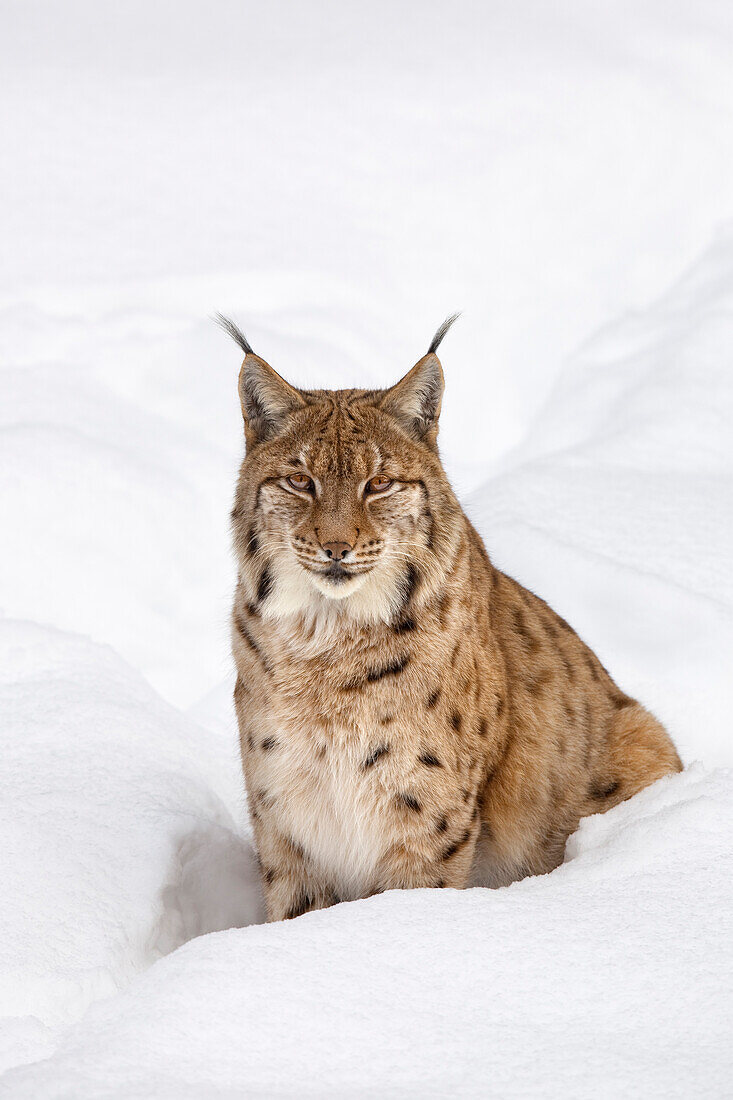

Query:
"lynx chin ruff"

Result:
[[223, 314, 682, 922]]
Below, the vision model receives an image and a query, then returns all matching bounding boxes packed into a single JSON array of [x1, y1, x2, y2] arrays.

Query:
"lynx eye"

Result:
[[287, 473, 314, 492], [366, 475, 393, 494]]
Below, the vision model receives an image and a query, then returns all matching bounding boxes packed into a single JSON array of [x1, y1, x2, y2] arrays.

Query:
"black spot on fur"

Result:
[[394, 617, 416, 634], [246, 527, 259, 557], [363, 744, 390, 769], [436, 815, 448, 833], [380, 714, 394, 725], [512, 606, 541, 654], [261, 736, 277, 752], [234, 609, 249, 637], [612, 693, 634, 710], [584, 652, 600, 682], [233, 609, 272, 673], [264, 867, 277, 884], [419, 752, 443, 768], [451, 712, 462, 732], [286, 836, 306, 859], [496, 695, 505, 717], [478, 717, 488, 738], [512, 605, 527, 636], [401, 563, 420, 609], [286, 893, 314, 920], [257, 566, 273, 607], [590, 779, 620, 800], [427, 688, 441, 709], [366, 653, 411, 683], [543, 616, 559, 640], [397, 792, 422, 813], [442, 828, 471, 861]]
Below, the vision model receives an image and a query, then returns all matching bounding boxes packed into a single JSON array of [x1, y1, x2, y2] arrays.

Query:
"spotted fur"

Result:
[[225, 318, 682, 920]]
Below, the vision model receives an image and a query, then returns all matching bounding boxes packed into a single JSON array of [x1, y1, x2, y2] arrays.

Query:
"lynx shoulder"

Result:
[[222, 315, 682, 921]]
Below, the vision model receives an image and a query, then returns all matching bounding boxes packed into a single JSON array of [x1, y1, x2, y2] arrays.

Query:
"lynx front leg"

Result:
[[256, 826, 334, 922], [376, 800, 481, 892]]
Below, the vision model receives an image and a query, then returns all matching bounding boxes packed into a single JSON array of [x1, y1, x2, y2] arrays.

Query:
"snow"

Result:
[[2, 755, 731, 1097], [0, 621, 262, 1076], [2, 1, 732, 1095]]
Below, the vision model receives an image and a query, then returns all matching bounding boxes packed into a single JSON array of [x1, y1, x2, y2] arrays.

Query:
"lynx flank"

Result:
[[223, 315, 682, 921]]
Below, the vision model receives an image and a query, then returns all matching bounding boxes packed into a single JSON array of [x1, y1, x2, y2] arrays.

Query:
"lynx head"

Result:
[[222, 315, 463, 626]]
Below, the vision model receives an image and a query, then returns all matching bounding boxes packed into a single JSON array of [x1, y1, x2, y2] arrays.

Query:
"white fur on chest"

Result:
[[264, 728, 386, 901]]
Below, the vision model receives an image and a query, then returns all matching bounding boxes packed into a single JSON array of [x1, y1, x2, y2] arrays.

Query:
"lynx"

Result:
[[222, 314, 682, 921]]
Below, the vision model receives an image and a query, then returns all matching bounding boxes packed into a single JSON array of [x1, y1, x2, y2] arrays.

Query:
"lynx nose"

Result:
[[321, 541, 353, 561]]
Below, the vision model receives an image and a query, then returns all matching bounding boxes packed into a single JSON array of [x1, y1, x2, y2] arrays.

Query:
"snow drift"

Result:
[[2, 767, 731, 1099], [0, 621, 262, 1075]]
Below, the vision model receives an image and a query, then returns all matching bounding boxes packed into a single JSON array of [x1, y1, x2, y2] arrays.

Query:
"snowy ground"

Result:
[[2, 2, 732, 1096]]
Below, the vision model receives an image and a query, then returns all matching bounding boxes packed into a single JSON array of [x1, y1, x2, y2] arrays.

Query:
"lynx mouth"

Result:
[[321, 562, 351, 584], [306, 562, 372, 600]]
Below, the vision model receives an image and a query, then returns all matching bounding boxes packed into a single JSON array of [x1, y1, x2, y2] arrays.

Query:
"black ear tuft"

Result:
[[427, 313, 461, 355], [214, 312, 255, 357], [215, 313, 304, 445]]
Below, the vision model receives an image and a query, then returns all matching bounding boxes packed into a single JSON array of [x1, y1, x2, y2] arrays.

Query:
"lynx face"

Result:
[[253, 406, 434, 604], [226, 315, 461, 624]]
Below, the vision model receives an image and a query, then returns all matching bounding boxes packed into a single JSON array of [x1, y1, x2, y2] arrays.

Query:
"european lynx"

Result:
[[222, 315, 682, 921]]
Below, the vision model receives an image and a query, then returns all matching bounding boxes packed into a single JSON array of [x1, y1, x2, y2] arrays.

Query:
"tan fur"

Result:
[[227, 326, 682, 920]]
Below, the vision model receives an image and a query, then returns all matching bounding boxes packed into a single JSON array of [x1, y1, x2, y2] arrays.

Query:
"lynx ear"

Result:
[[380, 354, 444, 445], [238, 354, 305, 444], [379, 315, 458, 446], [215, 314, 304, 444]]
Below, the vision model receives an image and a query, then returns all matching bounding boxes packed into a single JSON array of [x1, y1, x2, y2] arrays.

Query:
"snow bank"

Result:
[[0, 621, 262, 1074], [2, 766, 730, 1098]]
